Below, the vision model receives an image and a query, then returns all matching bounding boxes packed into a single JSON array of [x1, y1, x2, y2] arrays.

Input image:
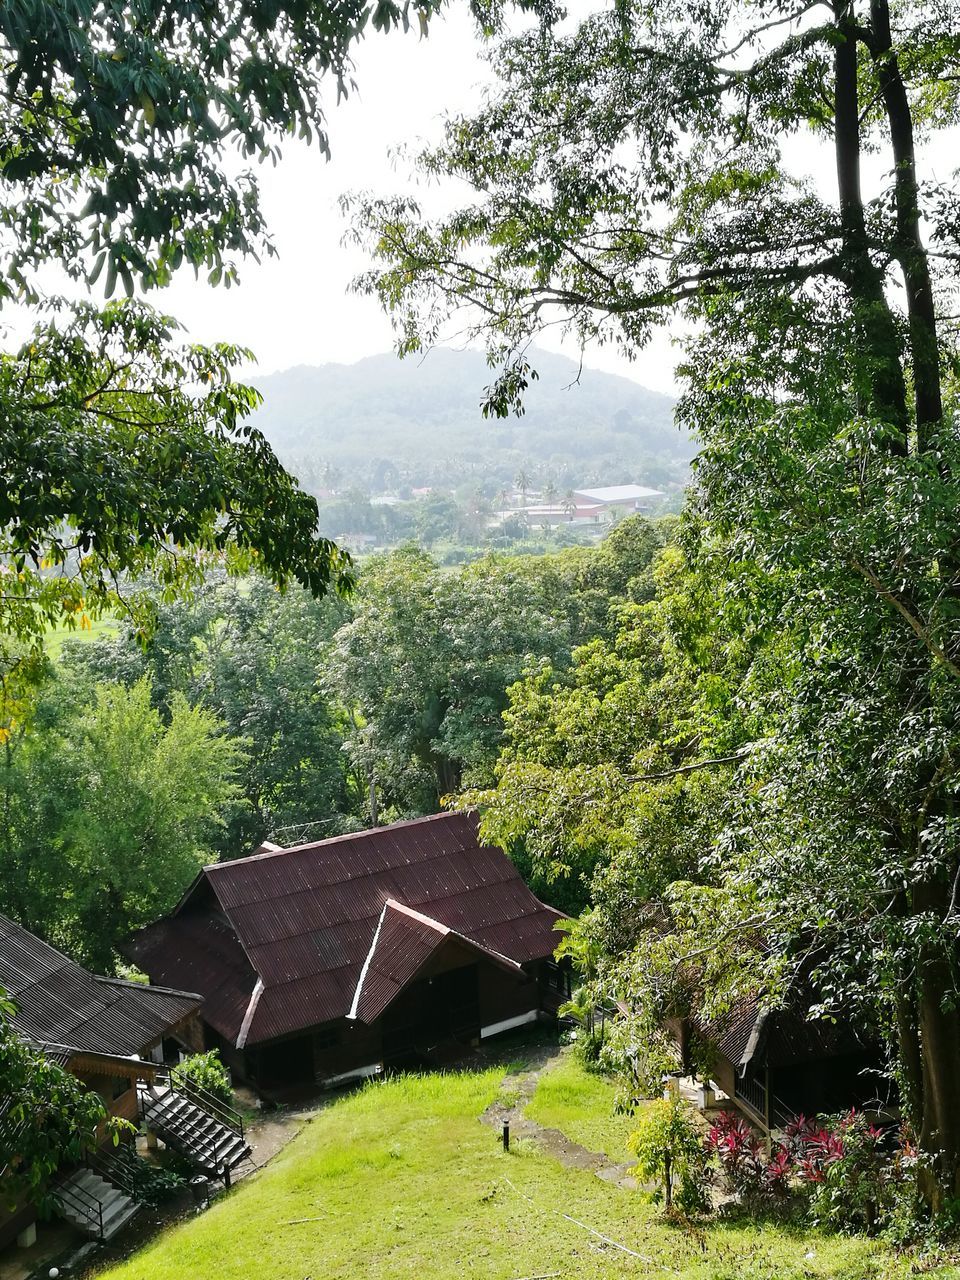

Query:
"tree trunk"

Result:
[[913, 876, 960, 1211], [867, 0, 943, 450], [835, 4, 958, 1214], [833, 2, 909, 442]]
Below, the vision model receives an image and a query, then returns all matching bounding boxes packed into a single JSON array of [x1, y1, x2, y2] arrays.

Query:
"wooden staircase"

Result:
[[139, 1077, 251, 1183], [53, 1166, 140, 1241]]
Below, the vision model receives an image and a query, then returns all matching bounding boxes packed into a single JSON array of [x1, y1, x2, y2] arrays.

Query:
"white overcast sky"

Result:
[[15, 7, 958, 398], [143, 5, 690, 394]]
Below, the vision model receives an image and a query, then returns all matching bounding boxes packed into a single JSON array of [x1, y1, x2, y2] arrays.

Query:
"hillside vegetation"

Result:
[[248, 347, 689, 493]]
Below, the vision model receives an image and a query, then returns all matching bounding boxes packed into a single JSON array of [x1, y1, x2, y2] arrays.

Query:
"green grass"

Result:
[[525, 1050, 637, 1160], [90, 1064, 955, 1280], [44, 615, 119, 658]]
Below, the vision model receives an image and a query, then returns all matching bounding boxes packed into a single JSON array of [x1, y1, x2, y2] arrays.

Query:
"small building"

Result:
[[675, 992, 883, 1132], [572, 484, 664, 516], [127, 812, 567, 1091], [0, 915, 208, 1248]]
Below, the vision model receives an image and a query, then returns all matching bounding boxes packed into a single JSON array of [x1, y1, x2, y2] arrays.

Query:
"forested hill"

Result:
[[248, 347, 690, 491]]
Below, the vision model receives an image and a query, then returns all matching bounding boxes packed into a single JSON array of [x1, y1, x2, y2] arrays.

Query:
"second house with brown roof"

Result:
[[126, 812, 567, 1090]]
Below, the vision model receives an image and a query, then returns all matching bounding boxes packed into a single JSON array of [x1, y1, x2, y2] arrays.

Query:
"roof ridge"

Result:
[[204, 810, 473, 872], [96, 974, 202, 1002]]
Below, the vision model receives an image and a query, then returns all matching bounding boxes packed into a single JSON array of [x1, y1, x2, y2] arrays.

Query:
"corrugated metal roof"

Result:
[[0, 915, 201, 1057], [700, 992, 871, 1073], [128, 812, 563, 1047], [125, 911, 257, 1045], [349, 900, 522, 1026]]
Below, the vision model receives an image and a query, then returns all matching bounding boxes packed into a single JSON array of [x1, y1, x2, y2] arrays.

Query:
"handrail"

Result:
[[151, 1071, 245, 1139], [137, 1078, 245, 1184], [86, 1145, 138, 1199], [54, 1174, 105, 1240]]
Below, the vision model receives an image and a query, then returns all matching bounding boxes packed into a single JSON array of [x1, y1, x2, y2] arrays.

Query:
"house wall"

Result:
[[478, 962, 538, 1033], [240, 953, 555, 1090], [70, 1056, 155, 1135]]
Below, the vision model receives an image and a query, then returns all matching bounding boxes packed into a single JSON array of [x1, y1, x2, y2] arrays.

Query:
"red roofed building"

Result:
[[126, 813, 567, 1089]]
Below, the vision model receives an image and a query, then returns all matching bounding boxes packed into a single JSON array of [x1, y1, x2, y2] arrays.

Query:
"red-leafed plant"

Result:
[[705, 1110, 784, 1200]]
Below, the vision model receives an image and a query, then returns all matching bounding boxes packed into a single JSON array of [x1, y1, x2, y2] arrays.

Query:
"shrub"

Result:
[[705, 1111, 768, 1199], [705, 1111, 796, 1204], [171, 1050, 233, 1107], [791, 1110, 895, 1234], [630, 1096, 712, 1216], [125, 1158, 186, 1207]]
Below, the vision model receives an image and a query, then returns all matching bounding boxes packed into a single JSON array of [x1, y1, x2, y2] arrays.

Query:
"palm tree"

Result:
[[514, 468, 531, 507]]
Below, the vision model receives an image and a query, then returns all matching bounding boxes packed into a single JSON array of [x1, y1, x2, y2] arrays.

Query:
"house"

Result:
[[673, 992, 883, 1132], [0, 916, 248, 1249], [126, 812, 567, 1091], [0, 914, 203, 1118]]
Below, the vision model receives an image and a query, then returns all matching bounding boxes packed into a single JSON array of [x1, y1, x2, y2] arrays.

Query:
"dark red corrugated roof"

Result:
[[349, 900, 522, 1026], [127, 812, 563, 1047]]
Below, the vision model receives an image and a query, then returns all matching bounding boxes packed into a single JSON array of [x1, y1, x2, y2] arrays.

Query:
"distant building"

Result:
[[491, 482, 664, 531], [127, 812, 568, 1092], [572, 484, 664, 515]]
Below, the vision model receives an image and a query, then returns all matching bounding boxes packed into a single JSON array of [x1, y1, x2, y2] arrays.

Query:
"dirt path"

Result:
[[480, 1050, 641, 1191]]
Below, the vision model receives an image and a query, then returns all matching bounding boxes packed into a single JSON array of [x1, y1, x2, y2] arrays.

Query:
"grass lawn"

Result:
[[90, 1058, 957, 1280], [44, 615, 119, 658], [525, 1049, 636, 1160]]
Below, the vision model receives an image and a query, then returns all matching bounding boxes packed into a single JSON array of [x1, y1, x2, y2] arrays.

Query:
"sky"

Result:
[[11, 8, 957, 401], [131, 7, 687, 396]]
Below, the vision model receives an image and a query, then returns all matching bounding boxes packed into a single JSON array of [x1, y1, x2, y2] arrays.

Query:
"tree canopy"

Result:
[[354, 0, 960, 1212]]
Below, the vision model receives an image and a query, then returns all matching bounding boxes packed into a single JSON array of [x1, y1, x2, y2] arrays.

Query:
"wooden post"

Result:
[[502, 1121, 510, 1152]]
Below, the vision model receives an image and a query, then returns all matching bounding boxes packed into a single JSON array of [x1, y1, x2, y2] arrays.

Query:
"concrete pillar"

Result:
[[16, 1221, 37, 1248], [145, 1128, 159, 1151]]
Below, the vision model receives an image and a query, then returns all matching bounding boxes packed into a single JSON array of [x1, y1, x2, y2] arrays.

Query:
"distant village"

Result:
[[316, 480, 667, 556]]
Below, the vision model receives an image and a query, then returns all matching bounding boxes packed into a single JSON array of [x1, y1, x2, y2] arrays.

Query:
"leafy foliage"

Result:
[[171, 1051, 233, 1108], [0, 0, 516, 301], [0, 301, 352, 658], [325, 546, 578, 813], [0, 673, 242, 970], [65, 575, 359, 855], [629, 1095, 711, 1216], [0, 991, 123, 1208]]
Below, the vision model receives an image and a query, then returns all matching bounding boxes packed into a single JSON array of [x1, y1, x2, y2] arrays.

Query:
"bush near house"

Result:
[[170, 1051, 233, 1108]]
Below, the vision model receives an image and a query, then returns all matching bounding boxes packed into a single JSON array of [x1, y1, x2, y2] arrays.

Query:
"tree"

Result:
[[0, 993, 121, 1210], [325, 547, 574, 814], [0, 302, 352, 660], [0, 676, 242, 969], [464, 540, 751, 916], [352, 0, 960, 1210], [66, 576, 361, 855], [0, 0, 560, 662]]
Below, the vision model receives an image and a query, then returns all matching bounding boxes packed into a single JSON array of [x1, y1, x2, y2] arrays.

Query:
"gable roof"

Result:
[[700, 992, 872, 1074], [0, 915, 201, 1058], [348, 899, 522, 1026], [127, 811, 563, 1048]]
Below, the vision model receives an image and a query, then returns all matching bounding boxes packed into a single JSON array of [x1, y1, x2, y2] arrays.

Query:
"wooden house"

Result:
[[675, 992, 883, 1132], [0, 915, 203, 1248], [127, 812, 568, 1090]]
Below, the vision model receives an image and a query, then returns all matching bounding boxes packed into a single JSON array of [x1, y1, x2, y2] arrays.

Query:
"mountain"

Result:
[[247, 347, 692, 492]]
